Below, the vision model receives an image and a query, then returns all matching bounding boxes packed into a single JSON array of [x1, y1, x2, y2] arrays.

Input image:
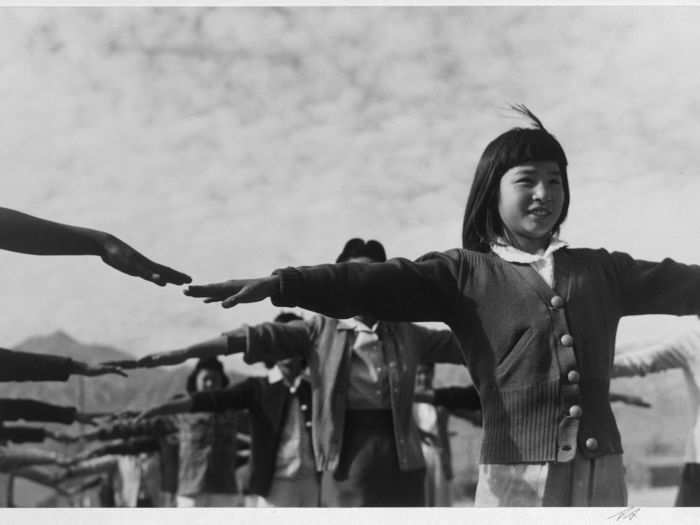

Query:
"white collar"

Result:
[[267, 366, 303, 391], [491, 237, 568, 264], [337, 317, 380, 332], [267, 366, 283, 384]]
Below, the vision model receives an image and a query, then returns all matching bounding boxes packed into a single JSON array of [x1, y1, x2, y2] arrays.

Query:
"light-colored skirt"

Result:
[[475, 453, 627, 507]]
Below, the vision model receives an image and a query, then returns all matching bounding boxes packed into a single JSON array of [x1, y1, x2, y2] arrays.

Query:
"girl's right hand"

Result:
[[184, 276, 279, 308]]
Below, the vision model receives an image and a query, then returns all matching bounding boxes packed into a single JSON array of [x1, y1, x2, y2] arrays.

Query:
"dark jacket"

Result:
[[270, 248, 700, 463], [0, 349, 75, 382], [234, 316, 463, 472], [190, 377, 312, 498]]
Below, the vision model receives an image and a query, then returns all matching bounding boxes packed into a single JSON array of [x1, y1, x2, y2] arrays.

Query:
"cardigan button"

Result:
[[305, 421, 312, 428], [550, 295, 565, 309], [585, 438, 598, 450], [567, 370, 580, 384], [560, 334, 574, 347], [568, 405, 582, 418], [300, 404, 308, 411]]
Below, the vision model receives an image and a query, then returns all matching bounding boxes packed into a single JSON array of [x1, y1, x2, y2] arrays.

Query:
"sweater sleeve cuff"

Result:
[[190, 391, 218, 413], [57, 357, 75, 381], [221, 326, 247, 356], [242, 325, 260, 365], [271, 267, 303, 307], [433, 388, 449, 407]]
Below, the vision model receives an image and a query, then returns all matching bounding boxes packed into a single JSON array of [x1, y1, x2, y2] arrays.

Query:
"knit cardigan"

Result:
[[271, 248, 700, 463]]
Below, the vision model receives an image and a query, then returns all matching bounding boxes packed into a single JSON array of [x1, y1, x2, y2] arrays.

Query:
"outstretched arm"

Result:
[[0, 348, 125, 382], [75, 437, 160, 462], [0, 207, 191, 286], [612, 337, 691, 378], [59, 456, 118, 481], [0, 446, 68, 471], [416, 326, 466, 365], [104, 336, 230, 370], [185, 250, 464, 323], [0, 424, 48, 444], [137, 397, 194, 421], [77, 417, 169, 442], [0, 398, 78, 423], [437, 386, 481, 411], [12, 466, 64, 489], [608, 392, 652, 408]]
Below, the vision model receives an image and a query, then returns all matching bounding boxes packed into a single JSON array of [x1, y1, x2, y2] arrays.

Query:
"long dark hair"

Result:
[[461, 105, 570, 252]]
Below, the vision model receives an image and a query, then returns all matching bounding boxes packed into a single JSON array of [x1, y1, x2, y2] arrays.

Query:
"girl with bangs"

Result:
[[183, 106, 700, 506]]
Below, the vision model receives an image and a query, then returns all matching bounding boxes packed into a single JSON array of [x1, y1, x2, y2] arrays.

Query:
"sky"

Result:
[[2, 6, 700, 369]]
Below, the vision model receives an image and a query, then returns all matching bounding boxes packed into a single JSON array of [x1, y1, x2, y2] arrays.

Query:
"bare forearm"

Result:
[[612, 343, 686, 378], [0, 207, 106, 256], [132, 336, 233, 368], [0, 447, 61, 471], [180, 336, 231, 360]]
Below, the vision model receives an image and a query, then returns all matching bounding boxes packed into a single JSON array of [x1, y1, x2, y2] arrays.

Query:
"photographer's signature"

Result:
[[607, 507, 640, 521]]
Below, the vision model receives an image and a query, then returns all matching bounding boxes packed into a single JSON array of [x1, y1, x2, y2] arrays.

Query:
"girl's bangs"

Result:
[[496, 129, 568, 173]]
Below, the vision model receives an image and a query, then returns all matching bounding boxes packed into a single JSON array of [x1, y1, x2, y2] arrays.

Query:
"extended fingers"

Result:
[[148, 262, 192, 285], [222, 293, 244, 308], [116, 248, 192, 286], [184, 284, 227, 298], [101, 360, 139, 369], [137, 263, 189, 287]]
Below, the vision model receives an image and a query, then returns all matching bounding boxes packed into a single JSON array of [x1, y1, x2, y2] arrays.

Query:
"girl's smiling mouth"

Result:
[[528, 207, 552, 217]]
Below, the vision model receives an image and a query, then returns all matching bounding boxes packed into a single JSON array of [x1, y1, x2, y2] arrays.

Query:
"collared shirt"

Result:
[[341, 317, 391, 410], [491, 237, 568, 288], [241, 315, 465, 472], [268, 368, 315, 479]]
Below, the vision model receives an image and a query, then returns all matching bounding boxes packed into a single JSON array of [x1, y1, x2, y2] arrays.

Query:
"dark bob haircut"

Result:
[[274, 311, 303, 324], [336, 238, 387, 263], [461, 105, 570, 252], [186, 356, 230, 394]]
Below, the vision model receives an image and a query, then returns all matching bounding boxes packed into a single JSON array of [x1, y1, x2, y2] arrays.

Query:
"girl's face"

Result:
[[497, 160, 564, 254]]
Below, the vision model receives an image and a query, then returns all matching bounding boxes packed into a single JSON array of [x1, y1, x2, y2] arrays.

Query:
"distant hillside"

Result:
[[12, 330, 134, 364], [1, 331, 246, 414]]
